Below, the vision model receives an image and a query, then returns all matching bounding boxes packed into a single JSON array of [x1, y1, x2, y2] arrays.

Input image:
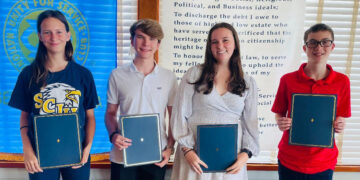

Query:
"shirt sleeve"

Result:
[[337, 75, 351, 117], [271, 76, 288, 115], [170, 66, 198, 149], [107, 69, 119, 105], [167, 72, 178, 107], [83, 69, 99, 110], [8, 67, 32, 113], [240, 76, 260, 156]]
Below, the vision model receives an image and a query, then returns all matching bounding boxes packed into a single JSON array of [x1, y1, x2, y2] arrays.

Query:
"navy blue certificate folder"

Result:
[[34, 114, 82, 169], [120, 114, 161, 167], [197, 124, 238, 172], [289, 94, 337, 148]]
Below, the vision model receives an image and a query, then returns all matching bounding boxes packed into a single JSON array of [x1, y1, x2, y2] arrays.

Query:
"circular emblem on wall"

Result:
[[3, 0, 90, 72]]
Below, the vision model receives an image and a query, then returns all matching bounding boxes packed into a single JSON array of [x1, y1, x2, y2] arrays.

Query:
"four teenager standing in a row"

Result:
[[9, 9, 350, 180]]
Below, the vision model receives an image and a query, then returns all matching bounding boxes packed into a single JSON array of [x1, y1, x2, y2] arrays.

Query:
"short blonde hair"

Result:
[[130, 19, 164, 42]]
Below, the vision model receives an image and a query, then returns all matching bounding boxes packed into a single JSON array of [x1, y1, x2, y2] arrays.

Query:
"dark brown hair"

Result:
[[31, 9, 73, 87], [304, 23, 334, 43]]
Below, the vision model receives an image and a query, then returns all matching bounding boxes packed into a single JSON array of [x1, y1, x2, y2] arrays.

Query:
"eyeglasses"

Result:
[[305, 39, 333, 48]]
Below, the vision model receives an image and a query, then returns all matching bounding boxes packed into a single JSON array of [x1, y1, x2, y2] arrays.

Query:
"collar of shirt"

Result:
[[297, 63, 336, 85], [129, 61, 159, 74]]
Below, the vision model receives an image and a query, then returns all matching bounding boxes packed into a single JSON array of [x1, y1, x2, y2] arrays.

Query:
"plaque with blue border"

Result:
[[289, 93, 337, 148], [34, 114, 82, 169], [120, 113, 162, 167], [197, 124, 238, 172]]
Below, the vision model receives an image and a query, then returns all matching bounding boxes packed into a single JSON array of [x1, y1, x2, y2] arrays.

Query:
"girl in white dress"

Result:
[[170, 22, 260, 180]]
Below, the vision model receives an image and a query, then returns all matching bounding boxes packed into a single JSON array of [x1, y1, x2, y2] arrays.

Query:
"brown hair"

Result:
[[304, 23, 334, 43], [31, 9, 73, 87], [192, 22, 247, 96], [130, 19, 164, 42]]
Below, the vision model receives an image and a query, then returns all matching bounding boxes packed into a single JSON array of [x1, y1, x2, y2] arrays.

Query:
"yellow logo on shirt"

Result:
[[34, 83, 81, 114]]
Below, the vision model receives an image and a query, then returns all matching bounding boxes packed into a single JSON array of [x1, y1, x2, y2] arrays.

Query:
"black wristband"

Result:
[[20, 125, 29, 130], [240, 148, 252, 158], [109, 131, 118, 143], [183, 149, 193, 156]]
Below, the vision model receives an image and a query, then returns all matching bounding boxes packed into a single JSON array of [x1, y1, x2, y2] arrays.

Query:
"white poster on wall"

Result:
[[159, 0, 305, 163]]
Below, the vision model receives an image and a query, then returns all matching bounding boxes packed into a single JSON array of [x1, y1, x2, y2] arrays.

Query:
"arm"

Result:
[[164, 73, 177, 150], [271, 76, 292, 131], [166, 106, 175, 149], [170, 67, 196, 149], [73, 68, 99, 168], [227, 76, 259, 174], [73, 108, 96, 168], [83, 108, 96, 158], [334, 77, 351, 133], [154, 75, 177, 167], [105, 103, 131, 150], [155, 106, 175, 167], [20, 111, 43, 173], [104, 70, 132, 150], [170, 67, 207, 174]]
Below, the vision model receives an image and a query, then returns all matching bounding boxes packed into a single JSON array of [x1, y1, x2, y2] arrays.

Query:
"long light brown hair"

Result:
[[192, 22, 247, 96]]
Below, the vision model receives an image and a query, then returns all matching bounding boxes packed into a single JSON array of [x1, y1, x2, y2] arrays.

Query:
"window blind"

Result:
[[117, 0, 137, 66]]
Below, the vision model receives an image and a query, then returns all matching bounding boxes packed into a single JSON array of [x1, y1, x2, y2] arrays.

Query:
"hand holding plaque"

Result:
[[120, 113, 162, 167]]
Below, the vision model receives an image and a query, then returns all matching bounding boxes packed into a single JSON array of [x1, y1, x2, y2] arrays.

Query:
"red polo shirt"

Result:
[[271, 63, 351, 174]]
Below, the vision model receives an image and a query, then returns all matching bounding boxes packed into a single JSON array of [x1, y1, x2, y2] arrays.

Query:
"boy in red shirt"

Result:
[[272, 23, 351, 180]]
